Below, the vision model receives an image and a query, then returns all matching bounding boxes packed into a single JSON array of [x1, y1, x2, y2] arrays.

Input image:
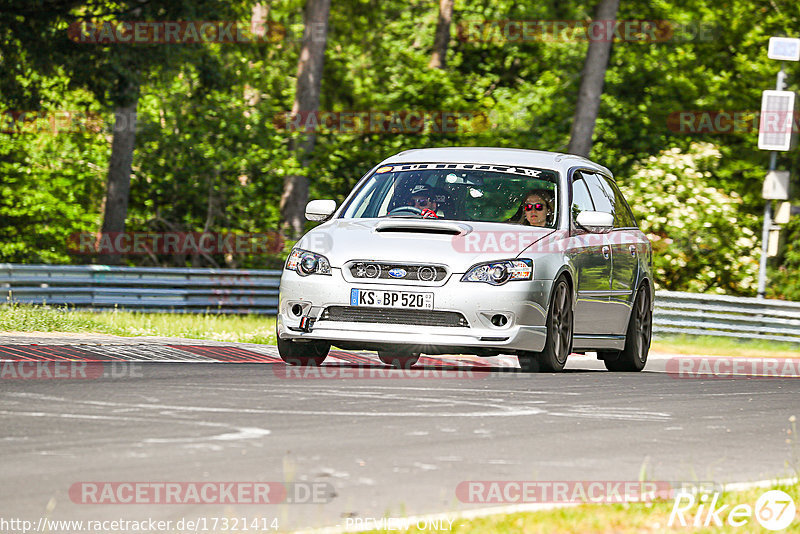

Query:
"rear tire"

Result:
[[378, 350, 420, 369], [603, 285, 652, 372], [277, 336, 330, 366], [518, 277, 573, 373]]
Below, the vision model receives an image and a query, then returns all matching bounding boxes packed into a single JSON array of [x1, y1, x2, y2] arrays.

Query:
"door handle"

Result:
[[629, 245, 636, 257], [602, 246, 610, 259]]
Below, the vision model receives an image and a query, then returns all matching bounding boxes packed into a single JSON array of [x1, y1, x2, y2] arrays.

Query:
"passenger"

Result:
[[509, 189, 554, 227]]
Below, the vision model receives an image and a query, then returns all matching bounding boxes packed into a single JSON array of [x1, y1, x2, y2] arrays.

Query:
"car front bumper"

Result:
[[277, 269, 553, 353]]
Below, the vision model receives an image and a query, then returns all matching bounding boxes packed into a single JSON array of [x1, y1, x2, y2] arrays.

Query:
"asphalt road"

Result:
[[1, 338, 798, 532]]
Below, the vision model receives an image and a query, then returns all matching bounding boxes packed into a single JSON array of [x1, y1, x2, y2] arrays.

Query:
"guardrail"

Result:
[[2, 264, 800, 343], [654, 290, 800, 344], [0, 263, 280, 314]]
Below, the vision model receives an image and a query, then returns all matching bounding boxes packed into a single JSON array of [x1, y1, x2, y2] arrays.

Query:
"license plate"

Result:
[[350, 288, 434, 310]]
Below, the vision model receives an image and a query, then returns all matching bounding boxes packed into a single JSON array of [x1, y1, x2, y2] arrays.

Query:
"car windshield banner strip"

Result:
[[386, 163, 550, 178]]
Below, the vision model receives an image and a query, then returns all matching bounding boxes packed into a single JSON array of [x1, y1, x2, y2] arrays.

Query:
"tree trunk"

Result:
[[280, 0, 331, 238], [567, 0, 620, 158], [98, 90, 138, 265], [429, 0, 454, 69]]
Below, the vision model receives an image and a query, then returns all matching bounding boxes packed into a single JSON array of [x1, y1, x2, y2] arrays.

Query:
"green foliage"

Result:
[[0, 84, 107, 263], [128, 56, 294, 268], [619, 142, 760, 294], [2, 0, 800, 297], [768, 215, 800, 300]]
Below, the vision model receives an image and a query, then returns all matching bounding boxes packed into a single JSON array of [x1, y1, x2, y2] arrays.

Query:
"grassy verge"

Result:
[[0, 302, 277, 344], [358, 481, 799, 533], [652, 334, 800, 358], [2, 303, 799, 357]]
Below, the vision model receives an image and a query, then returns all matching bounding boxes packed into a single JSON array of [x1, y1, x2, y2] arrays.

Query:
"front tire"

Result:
[[603, 284, 652, 372], [518, 277, 573, 373], [277, 336, 330, 366], [378, 350, 420, 369]]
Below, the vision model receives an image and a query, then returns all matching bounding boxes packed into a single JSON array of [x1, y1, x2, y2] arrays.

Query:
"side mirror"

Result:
[[305, 199, 337, 222], [575, 211, 614, 234]]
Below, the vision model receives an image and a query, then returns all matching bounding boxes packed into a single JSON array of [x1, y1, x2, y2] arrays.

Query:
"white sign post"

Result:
[[758, 91, 796, 151], [775, 201, 792, 224], [762, 170, 791, 200], [768, 37, 800, 61], [757, 38, 799, 298]]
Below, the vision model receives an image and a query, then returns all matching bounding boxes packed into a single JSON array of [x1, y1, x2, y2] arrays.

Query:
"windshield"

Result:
[[341, 163, 559, 228]]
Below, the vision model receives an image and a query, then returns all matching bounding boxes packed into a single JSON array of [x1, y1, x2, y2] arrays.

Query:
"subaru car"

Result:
[[277, 147, 653, 372]]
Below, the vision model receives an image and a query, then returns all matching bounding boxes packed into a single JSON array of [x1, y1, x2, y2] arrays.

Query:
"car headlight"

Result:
[[461, 259, 533, 285], [285, 248, 331, 276]]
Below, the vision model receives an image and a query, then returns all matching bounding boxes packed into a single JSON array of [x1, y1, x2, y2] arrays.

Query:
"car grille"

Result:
[[346, 262, 448, 282], [320, 306, 469, 327]]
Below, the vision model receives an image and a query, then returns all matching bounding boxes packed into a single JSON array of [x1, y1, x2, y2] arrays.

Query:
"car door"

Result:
[[584, 172, 639, 336], [608, 176, 649, 333], [568, 171, 613, 335]]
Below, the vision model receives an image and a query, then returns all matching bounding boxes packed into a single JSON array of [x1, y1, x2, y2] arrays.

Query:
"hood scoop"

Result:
[[374, 219, 469, 236]]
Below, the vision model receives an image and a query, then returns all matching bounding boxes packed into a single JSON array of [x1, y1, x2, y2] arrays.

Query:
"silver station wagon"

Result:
[[277, 147, 653, 372]]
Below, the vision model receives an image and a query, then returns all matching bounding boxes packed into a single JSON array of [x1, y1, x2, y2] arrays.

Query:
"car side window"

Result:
[[594, 174, 637, 228], [571, 172, 595, 225], [584, 172, 616, 221]]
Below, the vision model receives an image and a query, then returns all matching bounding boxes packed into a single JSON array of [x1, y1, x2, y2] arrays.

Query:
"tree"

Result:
[[567, 0, 620, 157], [429, 0, 454, 69], [280, 0, 331, 238], [97, 77, 139, 264], [81, 1, 238, 264]]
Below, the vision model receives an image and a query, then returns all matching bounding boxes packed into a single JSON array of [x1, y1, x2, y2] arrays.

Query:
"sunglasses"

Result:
[[524, 202, 545, 212], [413, 197, 434, 207]]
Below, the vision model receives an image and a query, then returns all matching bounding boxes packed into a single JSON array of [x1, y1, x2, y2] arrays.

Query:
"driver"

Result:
[[387, 184, 444, 219], [409, 187, 439, 218]]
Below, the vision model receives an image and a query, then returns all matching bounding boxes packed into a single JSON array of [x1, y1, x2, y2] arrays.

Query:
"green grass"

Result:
[[652, 334, 800, 358], [0, 302, 277, 344], [357, 481, 800, 533]]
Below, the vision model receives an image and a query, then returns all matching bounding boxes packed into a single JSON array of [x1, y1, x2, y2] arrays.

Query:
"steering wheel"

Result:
[[386, 206, 423, 217]]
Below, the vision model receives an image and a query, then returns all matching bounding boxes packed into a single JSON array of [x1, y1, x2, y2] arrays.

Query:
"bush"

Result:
[[619, 143, 760, 294], [768, 215, 800, 300]]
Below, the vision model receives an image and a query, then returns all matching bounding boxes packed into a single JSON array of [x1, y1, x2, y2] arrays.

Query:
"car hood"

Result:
[[296, 218, 555, 273]]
